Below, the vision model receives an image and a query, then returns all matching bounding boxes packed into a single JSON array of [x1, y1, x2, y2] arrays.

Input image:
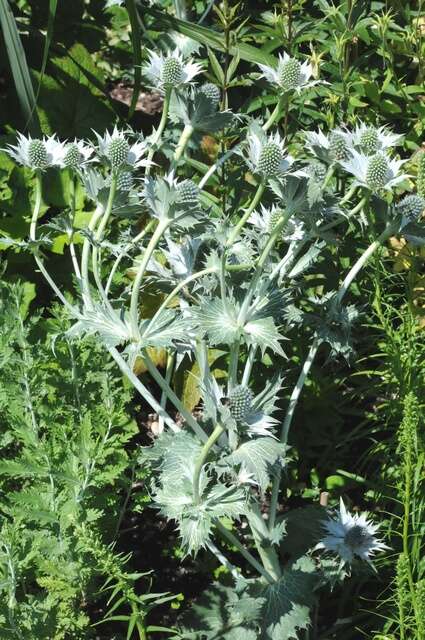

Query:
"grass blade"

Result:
[[0, 0, 41, 134], [33, 0, 58, 110], [125, 0, 142, 120]]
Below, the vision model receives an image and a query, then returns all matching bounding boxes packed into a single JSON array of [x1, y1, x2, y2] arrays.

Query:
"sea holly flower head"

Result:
[[351, 122, 402, 156], [249, 204, 284, 233], [5, 133, 66, 170], [329, 130, 350, 162], [94, 127, 149, 171], [340, 149, 408, 192], [305, 128, 350, 163], [199, 83, 221, 110], [63, 139, 94, 170], [258, 52, 320, 94], [317, 498, 388, 565], [244, 123, 293, 179], [143, 49, 203, 91], [396, 193, 425, 221], [176, 179, 200, 205]]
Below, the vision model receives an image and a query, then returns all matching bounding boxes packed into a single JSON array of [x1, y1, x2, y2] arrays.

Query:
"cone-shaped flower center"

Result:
[[279, 58, 302, 91], [199, 83, 221, 109], [107, 137, 130, 169], [161, 57, 184, 86], [229, 386, 253, 421], [117, 171, 134, 192], [64, 143, 81, 170], [359, 128, 379, 155], [366, 153, 390, 190], [257, 142, 284, 176], [397, 194, 425, 221], [28, 139, 48, 169], [176, 179, 199, 204], [329, 132, 348, 161], [344, 525, 371, 549]]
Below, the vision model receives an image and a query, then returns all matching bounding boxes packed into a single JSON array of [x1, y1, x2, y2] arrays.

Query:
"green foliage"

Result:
[[0, 281, 167, 638]]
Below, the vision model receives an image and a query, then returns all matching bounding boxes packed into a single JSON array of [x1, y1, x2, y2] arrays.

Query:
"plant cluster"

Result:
[[3, 31, 425, 636], [1, 1, 425, 638]]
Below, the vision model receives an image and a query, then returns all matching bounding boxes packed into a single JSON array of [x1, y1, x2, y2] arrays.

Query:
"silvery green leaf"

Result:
[[269, 175, 309, 216], [139, 308, 190, 348], [224, 438, 285, 492], [82, 168, 109, 203], [203, 482, 246, 518], [143, 174, 177, 221], [181, 583, 262, 639], [164, 236, 202, 278], [244, 316, 284, 356], [250, 557, 317, 639], [251, 375, 284, 416], [307, 175, 323, 207], [288, 241, 325, 278], [67, 304, 132, 347], [195, 299, 241, 345], [170, 89, 234, 132], [147, 431, 202, 485], [269, 520, 287, 546], [179, 510, 214, 555]]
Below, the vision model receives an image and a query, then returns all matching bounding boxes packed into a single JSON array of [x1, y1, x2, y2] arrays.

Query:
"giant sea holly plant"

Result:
[[5, 46, 425, 638]]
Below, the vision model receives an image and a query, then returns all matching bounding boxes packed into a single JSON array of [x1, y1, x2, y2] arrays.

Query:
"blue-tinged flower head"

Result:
[[244, 122, 293, 180], [143, 49, 203, 92], [63, 139, 94, 170], [5, 133, 66, 170], [350, 122, 402, 156], [340, 149, 409, 192], [94, 127, 149, 171], [305, 127, 350, 163], [317, 498, 389, 565], [396, 193, 425, 221], [258, 52, 322, 94]]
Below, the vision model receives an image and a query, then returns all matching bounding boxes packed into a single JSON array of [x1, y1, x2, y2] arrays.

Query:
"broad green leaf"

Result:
[[37, 43, 114, 137], [224, 438, 285, 492], [142, 6, 276, 67]]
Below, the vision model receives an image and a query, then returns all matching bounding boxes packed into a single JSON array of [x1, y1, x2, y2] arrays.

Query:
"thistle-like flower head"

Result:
[[350, 122, 402, 156], [244, 123, 293, 179], [94, 127, 149, 170], [248, 204, 286, 236], [340, 149, 408, 192], [396, 193, 425, 221], [305, 128, 350, 163], [199, 82, 221, 110], [176, 179, 200, 205], [143, 49, 203, 91], [329, 130, 350, 161], [63, 139, 94, 170], [258, 52, 320, 94], [317, 498, 388, 565], [5, 133, 66, 170]]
